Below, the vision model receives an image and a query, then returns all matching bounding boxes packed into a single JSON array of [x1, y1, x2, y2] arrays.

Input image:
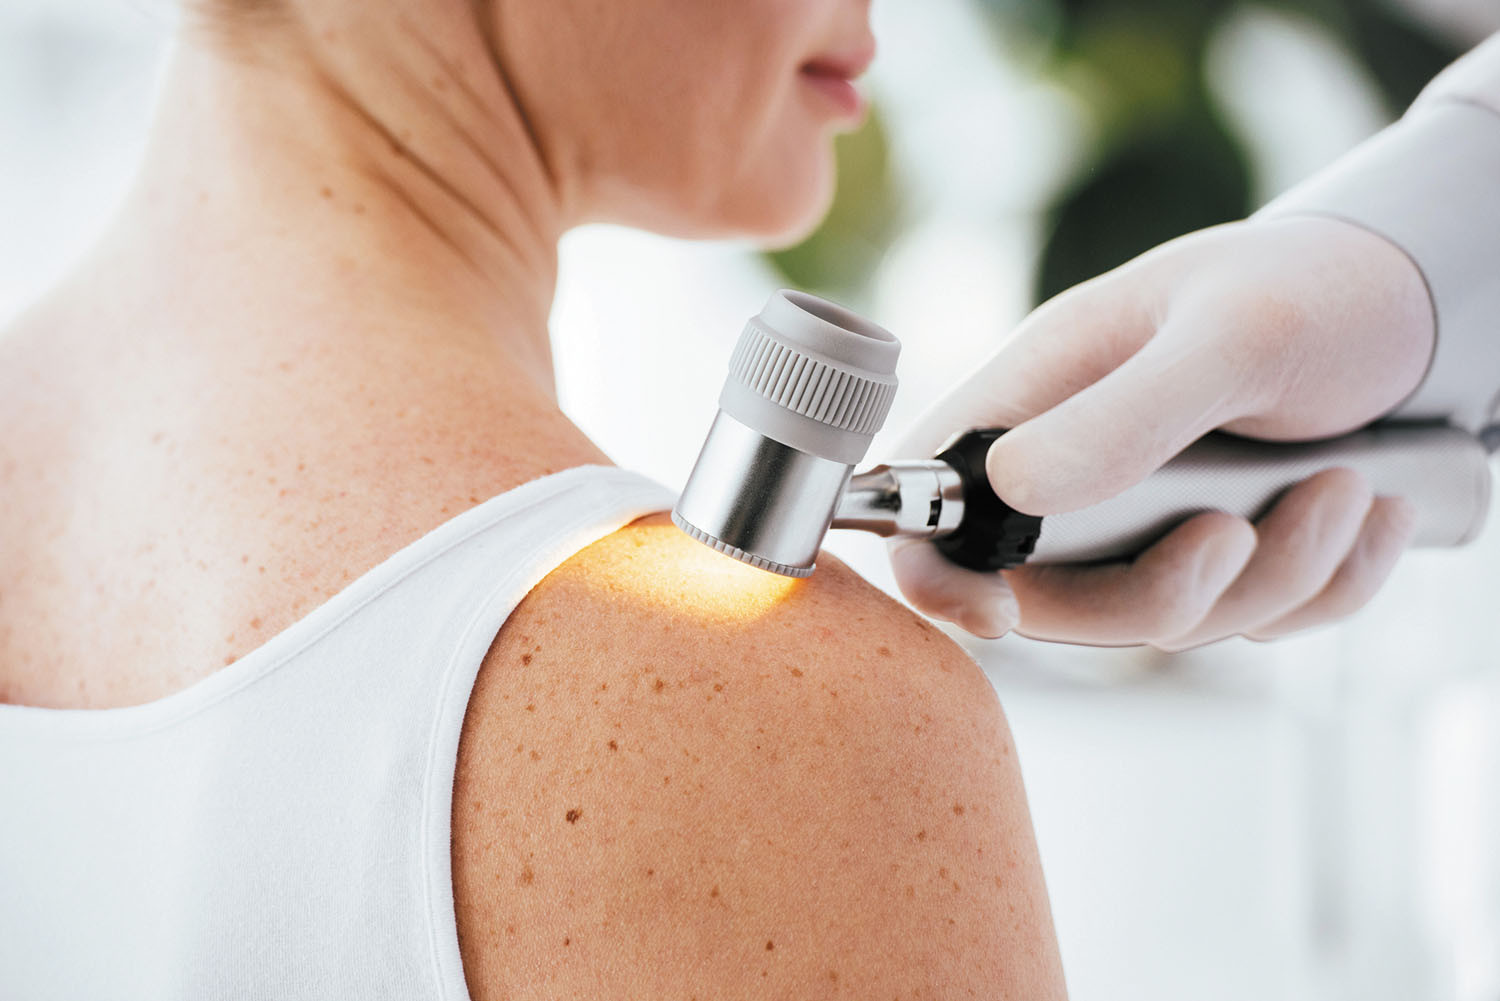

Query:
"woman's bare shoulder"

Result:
[[451, 511, 1067, 1000], [515, 510, 982, 685]]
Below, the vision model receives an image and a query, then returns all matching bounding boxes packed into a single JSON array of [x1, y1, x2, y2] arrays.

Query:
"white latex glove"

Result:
[[886, 215, 1431, 648]]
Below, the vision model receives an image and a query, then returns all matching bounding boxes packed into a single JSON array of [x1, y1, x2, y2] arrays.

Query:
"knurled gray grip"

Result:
[[717, 289, 900, 464], [1027, 422, 1492, 565]]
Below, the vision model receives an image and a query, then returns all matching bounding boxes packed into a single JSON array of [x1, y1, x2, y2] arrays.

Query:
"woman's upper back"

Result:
[[0, 322, 1067, 999], [0, 458, 682, 995], [0, 264, 1068, 996], [0, 285, 616, 709]]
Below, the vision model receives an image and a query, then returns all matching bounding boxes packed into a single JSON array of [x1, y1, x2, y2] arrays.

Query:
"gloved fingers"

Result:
[[985, 317, 1255, 517], [884, 271, 1155, 463], [1241, 495, 1419, 642], [999, 510, 1256, 646], [886, 536, 1021, 639], [1149, 467, 1376, 653]]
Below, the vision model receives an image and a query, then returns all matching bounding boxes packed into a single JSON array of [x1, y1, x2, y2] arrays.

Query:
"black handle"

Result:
[[930, 428, 1045, 572]]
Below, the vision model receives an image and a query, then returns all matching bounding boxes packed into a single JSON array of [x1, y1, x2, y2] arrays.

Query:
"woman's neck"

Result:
[[88, 14, 574, 397]]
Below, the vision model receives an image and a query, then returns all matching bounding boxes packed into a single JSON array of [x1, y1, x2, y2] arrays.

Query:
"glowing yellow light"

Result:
[[661, 539, 804, 620], [585, 514, 804, 623]]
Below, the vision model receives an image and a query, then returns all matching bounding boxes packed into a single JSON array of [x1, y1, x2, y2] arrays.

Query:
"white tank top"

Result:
[[0, 463, 678, 1000]]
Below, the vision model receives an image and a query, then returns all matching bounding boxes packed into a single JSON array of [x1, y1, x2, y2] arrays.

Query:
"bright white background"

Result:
[[4, 1, 1500, 998]]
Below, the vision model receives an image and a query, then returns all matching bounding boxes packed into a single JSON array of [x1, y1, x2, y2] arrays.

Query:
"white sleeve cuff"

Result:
[[1253, 98, 1500, 435]]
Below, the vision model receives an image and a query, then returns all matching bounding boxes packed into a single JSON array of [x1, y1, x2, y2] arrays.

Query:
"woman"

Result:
[[0, 1, 1068, 997]]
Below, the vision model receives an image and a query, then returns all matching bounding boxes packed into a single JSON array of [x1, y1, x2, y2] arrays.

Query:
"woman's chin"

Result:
[[748, 214, 824, 251], [642, 198, 831, 247], [735, 181, 837, 250], [592, 158, 835, 246]]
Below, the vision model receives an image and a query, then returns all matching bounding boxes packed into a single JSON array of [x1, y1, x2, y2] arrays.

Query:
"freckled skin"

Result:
[[451, 513, 1066, 999], [4, 30, 1062, 963]]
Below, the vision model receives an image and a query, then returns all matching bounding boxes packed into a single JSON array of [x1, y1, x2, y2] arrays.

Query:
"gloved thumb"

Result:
[[983, 319, 1245, 516], [888, 276, 1243, 516], [881, 279, 1247, 636]]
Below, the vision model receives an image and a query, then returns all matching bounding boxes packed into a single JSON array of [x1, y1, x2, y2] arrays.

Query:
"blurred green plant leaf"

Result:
[[1034, 101, 1251, 304], [972, 0, 1066, 55], [783, 0, 1463, 319], [1256, 0, 1461, 113], [1056, 14, 1198, 135], [1334, 0, 1461, 113]]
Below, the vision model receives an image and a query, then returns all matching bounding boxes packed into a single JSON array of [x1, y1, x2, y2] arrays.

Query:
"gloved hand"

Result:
[[886, 215, 1431, 649]]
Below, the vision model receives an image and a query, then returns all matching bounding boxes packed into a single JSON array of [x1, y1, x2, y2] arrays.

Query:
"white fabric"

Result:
[[0, 463, 678, 1000]]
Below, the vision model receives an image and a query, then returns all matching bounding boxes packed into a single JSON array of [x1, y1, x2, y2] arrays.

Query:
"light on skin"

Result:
[[593, 515, 805, 623], [652, 542, 806, 622]]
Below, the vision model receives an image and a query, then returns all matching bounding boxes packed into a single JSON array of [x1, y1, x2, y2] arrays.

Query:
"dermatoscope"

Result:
[[671, 289, 1494, 578]]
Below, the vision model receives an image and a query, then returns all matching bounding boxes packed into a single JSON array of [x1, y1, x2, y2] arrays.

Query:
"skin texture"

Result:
[[0, 0, 870, 702], [456, 513, 1066, 999], [0, 0, 1071, 996]]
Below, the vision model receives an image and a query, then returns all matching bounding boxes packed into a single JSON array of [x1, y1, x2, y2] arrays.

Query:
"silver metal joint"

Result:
[[671, 410, 967, 577], [831, 460, 965, 538]]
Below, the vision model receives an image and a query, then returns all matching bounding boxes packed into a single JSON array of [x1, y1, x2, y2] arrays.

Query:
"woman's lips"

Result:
[[799, 40, 874, 123], [800, 67, 867, 122]]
